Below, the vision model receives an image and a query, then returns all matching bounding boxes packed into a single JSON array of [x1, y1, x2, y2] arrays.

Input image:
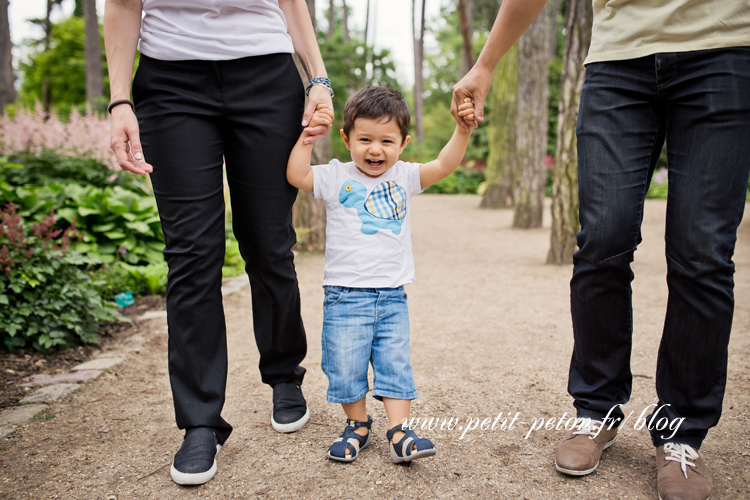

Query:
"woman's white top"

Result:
[[139, 0, 295, 61]]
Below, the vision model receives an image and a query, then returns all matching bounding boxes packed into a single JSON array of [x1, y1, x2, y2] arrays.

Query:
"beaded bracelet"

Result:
[[107, 99, 135, 114], [305, 76, 334, 97]]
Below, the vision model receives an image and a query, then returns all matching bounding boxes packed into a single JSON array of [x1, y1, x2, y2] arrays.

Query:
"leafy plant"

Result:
[[0, 203, 123, 352], [93, 261, 169, 300], [1, 181, 164, 266], [223, 237, 245, 278], [0, 153, 145, 192], [424, 163, 486, 194]]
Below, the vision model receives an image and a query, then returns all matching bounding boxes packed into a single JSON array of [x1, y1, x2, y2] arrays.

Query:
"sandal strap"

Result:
[[387, 424, 433, 458], [329, 417, 372, 459], [386, 423, 407, 441], [346, 415, 373, 430], [330, 436, 362, 456]]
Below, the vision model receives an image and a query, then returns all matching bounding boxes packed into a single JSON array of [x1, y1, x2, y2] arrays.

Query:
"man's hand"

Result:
[[451, 65, 493, 131], [109, 106, 153, 175], [301, 84, 334, 144]]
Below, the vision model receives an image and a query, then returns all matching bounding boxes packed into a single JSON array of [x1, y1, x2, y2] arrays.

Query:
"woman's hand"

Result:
[[109, 106, 153, 175], [302, 84, 334, 144]]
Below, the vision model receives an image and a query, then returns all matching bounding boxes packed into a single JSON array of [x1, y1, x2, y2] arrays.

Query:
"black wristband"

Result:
[[107, 99, 135, 114]]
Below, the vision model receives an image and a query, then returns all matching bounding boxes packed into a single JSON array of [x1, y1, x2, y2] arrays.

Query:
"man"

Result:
[[451, 1, 750, 498]]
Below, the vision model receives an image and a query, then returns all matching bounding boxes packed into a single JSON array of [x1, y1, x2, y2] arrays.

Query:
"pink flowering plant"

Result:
[[0, 105, 117, 169], [0, 203, 122, 352]]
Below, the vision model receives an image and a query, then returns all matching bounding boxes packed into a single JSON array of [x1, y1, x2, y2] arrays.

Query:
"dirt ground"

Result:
[[1, 195, 749, 499]]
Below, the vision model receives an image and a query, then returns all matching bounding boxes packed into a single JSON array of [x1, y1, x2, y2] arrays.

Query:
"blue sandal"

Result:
[[386, 424, 437, 463], [327, 415, 373, 462]]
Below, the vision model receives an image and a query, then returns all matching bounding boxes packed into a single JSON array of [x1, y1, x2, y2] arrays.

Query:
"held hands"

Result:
[[451, 65, 493, 131], [301, 84, 334, 144], [302, 103, 334, 145], [109, 106, 153, 175], [455, 98, 478, 131]]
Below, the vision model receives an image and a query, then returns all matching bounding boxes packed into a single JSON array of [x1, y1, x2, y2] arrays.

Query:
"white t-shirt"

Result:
[[312, 159, 423, 288], [586, 0, 750, 64], [139, 0, 295, 61]]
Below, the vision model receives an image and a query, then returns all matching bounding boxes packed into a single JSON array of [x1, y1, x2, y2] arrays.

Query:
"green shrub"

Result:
[[93, 261, 169, 300], [1, 181, 164, 266], [0, 204, 123, 352], [0, 153, 146, 192], [223, 237, 245, 278], [423, 163, 486, 194], [647, 168, 669, 200]]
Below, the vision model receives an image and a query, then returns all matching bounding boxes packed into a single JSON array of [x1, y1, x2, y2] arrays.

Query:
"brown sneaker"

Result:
[[554, 419, 618, 476], [656, 443, 712, 500]]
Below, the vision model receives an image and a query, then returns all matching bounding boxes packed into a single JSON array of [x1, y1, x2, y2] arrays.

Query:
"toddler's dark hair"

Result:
[[343, 86, 410, 141]]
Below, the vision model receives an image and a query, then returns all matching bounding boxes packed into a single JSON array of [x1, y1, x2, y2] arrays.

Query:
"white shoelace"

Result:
[[572, 418, 605, 438], [663, 442, 700, 479]]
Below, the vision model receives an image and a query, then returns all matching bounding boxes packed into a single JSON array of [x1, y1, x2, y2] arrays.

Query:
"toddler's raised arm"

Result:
[[419, 99, 476, 189]]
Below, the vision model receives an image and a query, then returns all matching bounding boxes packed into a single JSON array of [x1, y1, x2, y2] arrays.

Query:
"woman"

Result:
[[104, 0, 332, 485]]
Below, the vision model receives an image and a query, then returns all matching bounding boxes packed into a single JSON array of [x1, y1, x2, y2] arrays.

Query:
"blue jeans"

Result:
[[569, 47, 750, 449], [321, 286, 418, 404]]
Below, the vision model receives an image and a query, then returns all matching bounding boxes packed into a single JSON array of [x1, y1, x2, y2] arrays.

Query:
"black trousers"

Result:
[[133, 53, 307, 444]]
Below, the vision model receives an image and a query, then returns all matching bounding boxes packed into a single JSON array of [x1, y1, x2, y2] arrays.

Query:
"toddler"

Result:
[[287, 86, 476, 463]]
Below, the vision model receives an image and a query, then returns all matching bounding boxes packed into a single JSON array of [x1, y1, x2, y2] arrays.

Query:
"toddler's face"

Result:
[[340, 117, 411, 178]]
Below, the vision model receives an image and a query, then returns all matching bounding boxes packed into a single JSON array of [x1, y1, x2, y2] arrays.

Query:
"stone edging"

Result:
[[0, 275, 249, 439]]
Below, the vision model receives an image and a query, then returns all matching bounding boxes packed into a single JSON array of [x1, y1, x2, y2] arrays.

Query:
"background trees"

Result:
[[0, 0, 15, 114], [547, 0, 592, 264], [4, 0, 687, 270]]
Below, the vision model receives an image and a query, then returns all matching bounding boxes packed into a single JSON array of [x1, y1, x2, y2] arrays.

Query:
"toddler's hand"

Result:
[[456, 98, 478, 129], [304, 104, 334, 144]]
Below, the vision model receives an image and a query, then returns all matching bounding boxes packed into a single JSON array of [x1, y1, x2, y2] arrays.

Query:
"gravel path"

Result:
[[1, 195, 749, 499]]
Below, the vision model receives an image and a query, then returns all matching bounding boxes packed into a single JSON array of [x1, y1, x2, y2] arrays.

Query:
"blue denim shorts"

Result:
[[321, 286, 418, 404]]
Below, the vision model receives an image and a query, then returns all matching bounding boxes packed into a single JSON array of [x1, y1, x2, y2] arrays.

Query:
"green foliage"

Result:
[[1, 180, 164, 266], [223, 237, 245, 278], [35, 409, 56, 421], [0, 153, 163, 266], [92, 261, 168, 299], [18, 16, 109, 113], [403, 3, 490, 164], [0, 153, 145, 191], [0, 204, 122, 352], [423, 163, 485, 194]]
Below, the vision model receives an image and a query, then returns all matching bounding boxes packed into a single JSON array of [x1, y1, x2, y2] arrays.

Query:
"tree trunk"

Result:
[[549, 0, 561, 57], [364, 0, 370, 45], [458, 0, 474, 78], [292, 4, 328, 253], [42, 0, 54, 113], [342, 0, 349, 42], [292, 140, 328, 252], [481, 43, 518, 209], [307, 0, 317, 31], [0, 0, 15, 114], [512, 2, 549, 229], [547, 0, 591, 264], [83, 0, 104, 106], [412, 0, 425, 143], [327, 0, 335, 39]]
